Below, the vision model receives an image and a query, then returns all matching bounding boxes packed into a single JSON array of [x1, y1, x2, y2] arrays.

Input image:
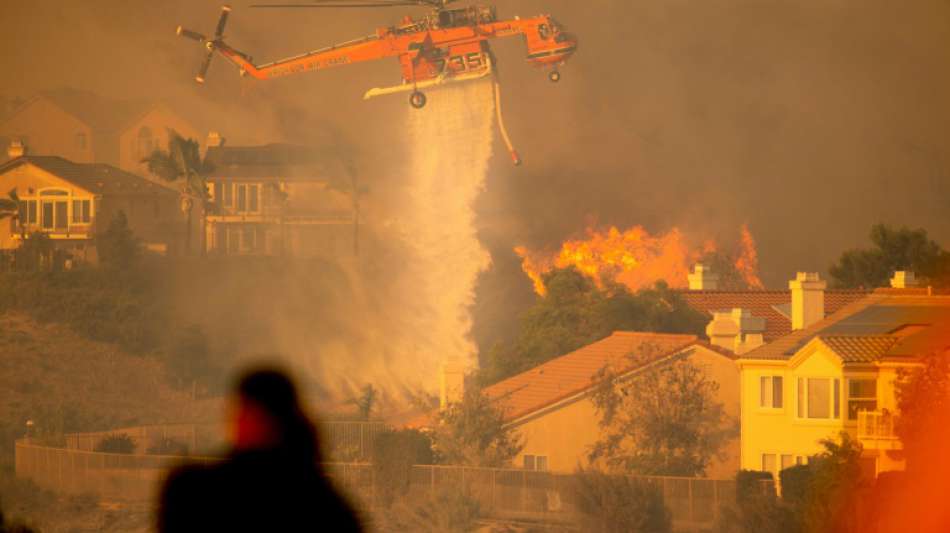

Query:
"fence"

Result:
[[320, 421, 387, 461], [64, 424, 206, 455], [406, 465, 737, 530], [15, 440, 738, 531]]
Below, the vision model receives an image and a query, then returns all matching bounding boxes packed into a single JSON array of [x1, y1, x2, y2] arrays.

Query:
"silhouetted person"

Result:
[[159, 368, 363, 532]]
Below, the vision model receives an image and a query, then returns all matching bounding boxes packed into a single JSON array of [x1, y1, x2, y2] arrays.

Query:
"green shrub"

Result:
[[571, 468, 671, 533], [778, 464, 812, 505], [372, 429, 433, 506], [736, 470, 775, 502], [93, 434, 135, 454], [378, 487, 480, 533]]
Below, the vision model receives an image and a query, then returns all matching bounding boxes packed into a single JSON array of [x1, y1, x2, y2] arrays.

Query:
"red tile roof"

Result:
[[483, 332, 701, 422], [679, 289, 870, 341]]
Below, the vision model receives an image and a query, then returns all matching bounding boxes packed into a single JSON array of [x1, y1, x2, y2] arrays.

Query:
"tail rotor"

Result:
[[177, 5, 232, 84]]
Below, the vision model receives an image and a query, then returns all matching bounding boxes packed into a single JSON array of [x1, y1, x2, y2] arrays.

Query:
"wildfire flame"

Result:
[[516, 224, 764, 295]]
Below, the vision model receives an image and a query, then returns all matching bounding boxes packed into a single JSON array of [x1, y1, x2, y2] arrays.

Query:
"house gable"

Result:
[[0, 96, 94, 164], [118, 105, 202, 174]]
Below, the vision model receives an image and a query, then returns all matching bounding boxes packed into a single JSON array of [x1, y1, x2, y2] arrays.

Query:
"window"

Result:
[[248, 185, 259, 212], [798, 378, 841, 419], [762, 454, 777, 473], [237, 185, 247, 212], [523, 455, 548, 471], [848, 379, 877, 420], [54, 202, 67, 230], [41, 202, 53, 229], [759, 376, 783, 408], [781, 454, 795, 471], [71, 200, 91, 224], [221, 182, 233, 208]]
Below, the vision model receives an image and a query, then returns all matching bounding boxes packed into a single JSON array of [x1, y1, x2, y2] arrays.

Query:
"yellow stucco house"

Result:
[[0, 155, 180, 262], [464, 331, 742, 478], [737, 273, 950, 479]]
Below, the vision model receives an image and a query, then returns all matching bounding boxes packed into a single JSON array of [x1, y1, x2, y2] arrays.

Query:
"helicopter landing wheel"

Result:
[[548, 70, 561, 83], [409, 91, 427, 109]]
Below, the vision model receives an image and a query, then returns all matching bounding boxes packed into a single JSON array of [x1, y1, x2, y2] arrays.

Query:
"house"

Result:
[[443, 332, 742, 478], [0, 153, 181, 262], [679, 264, 871, 353], [0, 88, 202, 174], [203, 140, 356, 257], [736, 271, 950, 479]]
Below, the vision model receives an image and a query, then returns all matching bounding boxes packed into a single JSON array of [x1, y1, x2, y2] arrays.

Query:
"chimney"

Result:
[[7, 139, 25, 159], [706, 308, 766, 354], [890, 271, 918, 289], [206, 131, 225, 148], [688, 263, 720, 291], [789, 272, 826, 330], [439, 359, 465, 409]]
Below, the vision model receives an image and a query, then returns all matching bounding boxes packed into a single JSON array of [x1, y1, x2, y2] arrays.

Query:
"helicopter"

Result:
[[177, 1, 577, 109]]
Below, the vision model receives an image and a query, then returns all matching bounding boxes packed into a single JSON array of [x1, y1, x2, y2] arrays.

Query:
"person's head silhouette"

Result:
[[232, 368, 319, 462]]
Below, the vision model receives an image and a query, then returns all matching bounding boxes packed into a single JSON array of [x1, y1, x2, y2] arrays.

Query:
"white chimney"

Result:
[[789, 272, 826, 330], [206, 131, 225, 148], [7, 139, 25, 159], [439, 359, 465, 409], [890, 271, 918, 289], [706, 308, 766, 354], [688, 263, 720, 291]]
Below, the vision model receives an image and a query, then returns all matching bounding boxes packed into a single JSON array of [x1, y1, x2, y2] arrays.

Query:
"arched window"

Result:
[[137, 127, 154, 158]]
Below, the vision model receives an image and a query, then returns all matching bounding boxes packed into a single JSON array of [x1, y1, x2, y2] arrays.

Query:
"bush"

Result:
[[571, 469, 671, 533], [372, 429, 433, 506], [377, 487, 481, 533], [736, 470, 775, 502], [778, 464, 811, 505], [716, 494, 800, 533], [94, 434, 135, 454]]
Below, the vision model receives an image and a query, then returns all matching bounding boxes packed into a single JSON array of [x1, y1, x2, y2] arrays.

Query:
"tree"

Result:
[[0, 188, 18, 223], [349, 384, 377, 421], [141, 130, 213, 255], [572, 468, 672, 533], [480, 267, 707, 384], [430, 385, 522, 467], [13, 232, 52, 272], [829, 224, 950, 288], [372, 429, 434, 506], [165, 324, 212, 394], [894, 348, 950, 468], [96, 211, 139, 269], [588, 357, 734, 476], [792, 432, 865, 533]]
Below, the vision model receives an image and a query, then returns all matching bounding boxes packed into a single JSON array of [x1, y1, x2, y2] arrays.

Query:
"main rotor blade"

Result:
[[177, 26, 207, 42], [214, 5, 231, 38], [196, 51, 214, 84]]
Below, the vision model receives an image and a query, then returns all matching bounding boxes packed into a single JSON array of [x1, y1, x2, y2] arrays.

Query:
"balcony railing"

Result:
[[857, 410, 898, 440]]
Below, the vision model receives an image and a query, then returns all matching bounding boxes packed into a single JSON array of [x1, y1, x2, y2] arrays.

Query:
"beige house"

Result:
[[447, 332, 742, 478], [0, 154, 180, 262], [203, 141, 356, 257], [0, 88, 201, 175]]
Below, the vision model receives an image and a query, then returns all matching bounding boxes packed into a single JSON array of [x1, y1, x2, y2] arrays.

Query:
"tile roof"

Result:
[[742, 294, 950, 361], [483, 332, 701, 422], [679, 289, 870, 342], [817, 335, 900, 363], [0, 156, 178, 197]]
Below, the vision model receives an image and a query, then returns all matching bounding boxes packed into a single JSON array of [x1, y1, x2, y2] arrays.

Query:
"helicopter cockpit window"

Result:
[[538, 24, 551, 40]]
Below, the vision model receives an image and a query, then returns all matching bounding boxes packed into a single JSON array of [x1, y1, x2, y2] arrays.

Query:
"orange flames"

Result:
[[516, 224, 764, 295]]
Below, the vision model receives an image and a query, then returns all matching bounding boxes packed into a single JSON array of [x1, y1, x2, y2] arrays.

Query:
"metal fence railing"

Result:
[[16, 439, 737, 531], [857, 410, 898, 440]]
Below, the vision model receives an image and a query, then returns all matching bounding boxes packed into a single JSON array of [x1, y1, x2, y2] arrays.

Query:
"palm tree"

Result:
[[141, 130, 213, 255]]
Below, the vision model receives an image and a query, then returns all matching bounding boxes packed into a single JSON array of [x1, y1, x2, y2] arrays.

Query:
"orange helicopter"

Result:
[[177, 1, 577, 164]]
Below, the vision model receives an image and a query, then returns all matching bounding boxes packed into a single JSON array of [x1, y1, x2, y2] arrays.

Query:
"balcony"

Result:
[[857, 411, 902, 450]]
